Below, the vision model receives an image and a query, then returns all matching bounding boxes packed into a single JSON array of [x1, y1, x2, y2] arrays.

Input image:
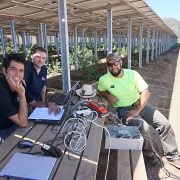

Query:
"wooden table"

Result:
[[0, 94, 105, 180], [117, 150, 147, 180]]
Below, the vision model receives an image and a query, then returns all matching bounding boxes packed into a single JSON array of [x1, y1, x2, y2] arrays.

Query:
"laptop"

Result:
[[28, 107, 65, 124], [0, 152, 57, 180], [49, 92, 70, 105], [48, 81, 80, 106], [32, 81, 79, 124]]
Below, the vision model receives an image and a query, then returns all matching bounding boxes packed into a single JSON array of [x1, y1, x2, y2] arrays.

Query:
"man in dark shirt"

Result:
[[24, 47, 47, 101], [24, 47, 59, 112], [0, 53, 60, 141], [0, 53, 29, 140]]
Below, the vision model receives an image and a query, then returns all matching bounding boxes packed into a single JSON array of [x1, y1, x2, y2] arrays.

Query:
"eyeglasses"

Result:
[[107, 61, 120, 67]]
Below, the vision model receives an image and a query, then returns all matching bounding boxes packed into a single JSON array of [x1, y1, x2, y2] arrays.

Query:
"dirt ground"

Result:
[[47, 49, 180, 180]]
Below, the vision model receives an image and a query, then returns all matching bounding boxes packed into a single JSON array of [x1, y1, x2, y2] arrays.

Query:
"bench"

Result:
[[117, 150, 147, 180]]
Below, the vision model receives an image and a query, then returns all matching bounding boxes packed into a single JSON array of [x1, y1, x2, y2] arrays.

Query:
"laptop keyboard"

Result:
[[48, 93, 69, 105]]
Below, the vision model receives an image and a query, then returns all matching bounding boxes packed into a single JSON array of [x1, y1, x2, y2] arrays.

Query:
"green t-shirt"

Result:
[[98, 69, 148, 107]]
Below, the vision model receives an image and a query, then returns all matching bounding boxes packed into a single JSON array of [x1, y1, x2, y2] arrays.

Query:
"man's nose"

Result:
[[15, 70, 21, 77], [111, 64, 117, 69]]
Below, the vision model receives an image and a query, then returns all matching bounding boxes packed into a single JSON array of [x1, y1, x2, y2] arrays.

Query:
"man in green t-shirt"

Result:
[[98, 53, 180, 169]]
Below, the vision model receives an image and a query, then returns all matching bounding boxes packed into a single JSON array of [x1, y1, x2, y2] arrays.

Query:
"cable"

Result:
[[70, 100, 89, 114], [161, 166, 180, 179], [61, 110, 98, 153], [106, 116, 142, 140], [106, 115, 180, 179], [64, 123, 87, 153], [60, 116, 87, 153], [90, 119, 111, 180], [129, 117, 180, 179], [143, 135, 180, 179], [108, 112, 122, 125], [60, 104, 111, 180]]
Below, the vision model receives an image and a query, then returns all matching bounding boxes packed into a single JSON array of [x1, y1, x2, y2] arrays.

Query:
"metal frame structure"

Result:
[[0, 0, 176, 36], [0, 0, 177, 91]]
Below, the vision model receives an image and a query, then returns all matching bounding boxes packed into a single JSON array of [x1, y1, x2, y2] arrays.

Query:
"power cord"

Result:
[[143, 135, 180, 179], [63, 117, 87, 153], [128, 117, 180, 179], [106, 115, 180, 179], [61, 111, 98, 153], [60, 102, 111, 180], [90, 117, 111, 180]]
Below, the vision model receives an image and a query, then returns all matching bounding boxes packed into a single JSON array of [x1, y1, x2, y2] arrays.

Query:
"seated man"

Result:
[[24, 47, 59, 112], [0, 53, 29, 140], [0, 53, 60, 141], [98, 53, 180, 169], [24, 46, 47, 102]]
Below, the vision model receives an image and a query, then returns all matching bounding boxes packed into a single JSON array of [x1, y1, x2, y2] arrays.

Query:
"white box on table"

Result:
[[104, 125, 144, 150]]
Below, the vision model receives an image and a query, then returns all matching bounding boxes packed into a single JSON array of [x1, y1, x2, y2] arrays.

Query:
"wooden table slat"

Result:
[[76, 118, 104, 180], [131, 150, 147, 180], [0, 121, 35, 163], [117, 150, 132, 180]]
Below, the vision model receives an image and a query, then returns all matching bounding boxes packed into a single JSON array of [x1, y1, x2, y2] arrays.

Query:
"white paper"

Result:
[[28, 106, 64, 121], [0, 152, 57, 180]]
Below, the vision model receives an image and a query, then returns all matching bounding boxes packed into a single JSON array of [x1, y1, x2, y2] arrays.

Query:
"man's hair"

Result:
[[32, 47, 47, 54], [106, 53, 121, 62], [3, 53, 26, 69]]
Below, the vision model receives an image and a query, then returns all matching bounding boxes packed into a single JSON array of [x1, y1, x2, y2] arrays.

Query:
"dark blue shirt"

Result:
[[0, 77, 32, 130], [24, 60, 47, 101]]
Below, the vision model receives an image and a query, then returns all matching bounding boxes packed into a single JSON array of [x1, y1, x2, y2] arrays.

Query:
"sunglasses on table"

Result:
[[107, 61, 120, 67]]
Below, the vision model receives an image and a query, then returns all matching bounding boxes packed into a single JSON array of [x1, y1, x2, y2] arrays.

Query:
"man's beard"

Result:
[[110, 68, 122, 77]]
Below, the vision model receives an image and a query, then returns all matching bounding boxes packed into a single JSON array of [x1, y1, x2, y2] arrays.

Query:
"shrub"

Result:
[[77, 48, 97, 70], [117, 47, 127, 58], [47, 59, 61, 74]]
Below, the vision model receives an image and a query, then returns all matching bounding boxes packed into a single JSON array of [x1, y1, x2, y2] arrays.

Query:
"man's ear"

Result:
[[31, 54, 34, 61], [120, 61, 122, 67], [2, 68, 7, 76]]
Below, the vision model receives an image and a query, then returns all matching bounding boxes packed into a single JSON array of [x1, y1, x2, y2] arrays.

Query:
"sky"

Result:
[[145, 0, 180, 20]]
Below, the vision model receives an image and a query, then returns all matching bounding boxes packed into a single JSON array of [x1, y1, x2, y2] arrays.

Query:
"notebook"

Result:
[[28, 106, 65, 124], [0, 152, 57, 180]]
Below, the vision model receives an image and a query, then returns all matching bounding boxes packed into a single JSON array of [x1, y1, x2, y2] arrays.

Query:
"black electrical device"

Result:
[[17, 140, 34, 149], [41, 144, 62, 158]]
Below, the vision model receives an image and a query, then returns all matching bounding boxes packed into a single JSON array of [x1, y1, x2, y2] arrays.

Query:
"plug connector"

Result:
[[41, 144, 62, 157], [73, 109, 92, 117]]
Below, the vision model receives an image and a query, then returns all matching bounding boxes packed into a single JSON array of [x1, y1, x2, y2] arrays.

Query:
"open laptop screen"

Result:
[[28, 107, 65, 124]]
